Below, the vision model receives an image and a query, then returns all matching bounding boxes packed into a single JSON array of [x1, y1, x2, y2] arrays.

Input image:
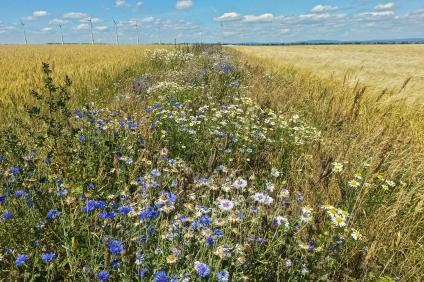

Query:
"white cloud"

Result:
[[299, 13, 332, 20], [360, 11, 395, 17], [75, 23, 89, 30], [23, 10, 49, 21], [63, 12, 89, 19], [115, 0, 126, 8], [375, 3, 395, 11], [310, 5, 338, 13], [81, 17, 103, 23], [176, 0, 193, 10], [49, 19, 66, 25], [280, 28, 290, 34], [96, 26, 109, 31], [214, 12, 242, 22], [243, 13, 274, 23], [115, 0, 143, 9], [142, 16, 155, 23], [33, 11, 48, 17], [42, 27, 52, 32]]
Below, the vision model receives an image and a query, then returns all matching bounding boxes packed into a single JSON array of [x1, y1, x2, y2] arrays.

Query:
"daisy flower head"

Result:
[[332, 162, 344, 173], [351, 229, 363, 241], [348, 179, 361, 188], [331, 214, 347, 228]]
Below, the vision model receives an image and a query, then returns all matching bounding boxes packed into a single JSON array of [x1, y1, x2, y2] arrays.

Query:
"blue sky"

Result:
[[0, 0, 423, 44]]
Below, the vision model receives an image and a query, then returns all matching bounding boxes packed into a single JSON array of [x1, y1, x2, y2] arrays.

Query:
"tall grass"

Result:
[[231, 48, 424, 280]]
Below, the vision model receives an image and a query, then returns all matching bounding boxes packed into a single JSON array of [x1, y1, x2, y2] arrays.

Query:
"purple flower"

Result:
[[98, 270, 110, 281], [194, 261, 210, 278], [153, 271, 168, 282], [47, 209, 61, 219], [2, 211, 13, 219], [217, 270, 230, 282], [108, 240, 124, 255], [118, 205, 134, 215], [15, 254, 29, 267], [10, 167, 21, 175], [41, 252, 57, 264]]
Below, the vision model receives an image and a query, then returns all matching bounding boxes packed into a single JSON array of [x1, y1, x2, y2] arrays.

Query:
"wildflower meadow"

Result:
[[0, 46, 407, 281]]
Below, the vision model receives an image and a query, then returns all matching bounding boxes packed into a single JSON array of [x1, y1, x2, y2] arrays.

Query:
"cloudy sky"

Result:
[[0, 0, 423, 44]]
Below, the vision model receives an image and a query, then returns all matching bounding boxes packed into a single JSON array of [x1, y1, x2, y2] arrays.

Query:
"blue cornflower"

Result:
[[217, 270, 230, 282], [15, 254, 29, 267], [139, 268, 149, 279], [118, 205, 133, 215], [87, 182, 95, 190], [57, 188, 68, 197], [108, 240, 125, 255], [213, 228, 224, 238], [15, 190, 26, 198], [0, 194, 6, 204], [99, 211, 117, 220], [41, 252, 57, 264], [139, 206, 159, 220], [79, 135, 86, 141], [47, 209, 61, 219], [0, 155, 4, 162], [55, 179, 62, 186], [199, 214, 211, 227], [111, 259, 120, 269], [2, 211, 13, 219], [153, 271, 168, 282], [82, 200, 106, 213], [205, 236, 215, 247], [10, 167, 20, 175], [98, 270, 110, 281], [194, 261, 210, 278]]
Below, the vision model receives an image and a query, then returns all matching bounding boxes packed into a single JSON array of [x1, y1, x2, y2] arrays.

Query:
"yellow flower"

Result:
[[166, 255, 177, 264]]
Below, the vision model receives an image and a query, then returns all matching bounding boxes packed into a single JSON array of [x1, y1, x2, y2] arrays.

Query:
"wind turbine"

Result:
[[20, 21, 28, 45], [135, 21, 141, 45], [88, 17, 94, 45], [113, 19, 119, 45], [58, 24, 64, 45]]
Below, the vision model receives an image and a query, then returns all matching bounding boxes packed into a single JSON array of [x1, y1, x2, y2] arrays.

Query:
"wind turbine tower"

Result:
[[21, 21, 28, 45], [88, 17, 94, 45], [135, 21, 141, 45], [113, 19, 119, 45], [58, 24, 64, 45]]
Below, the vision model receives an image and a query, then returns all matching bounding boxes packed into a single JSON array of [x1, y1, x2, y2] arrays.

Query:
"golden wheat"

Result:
[[232, 44, 424, 105], [0, 45, 159, 121]]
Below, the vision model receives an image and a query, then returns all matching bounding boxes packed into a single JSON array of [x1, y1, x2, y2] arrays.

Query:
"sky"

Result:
[[0, 0, 423, 44]]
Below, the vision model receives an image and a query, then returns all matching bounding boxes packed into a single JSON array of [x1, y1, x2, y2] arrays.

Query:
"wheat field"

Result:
[[0, 45, 158, 121], [233, 45, 424, 105]]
